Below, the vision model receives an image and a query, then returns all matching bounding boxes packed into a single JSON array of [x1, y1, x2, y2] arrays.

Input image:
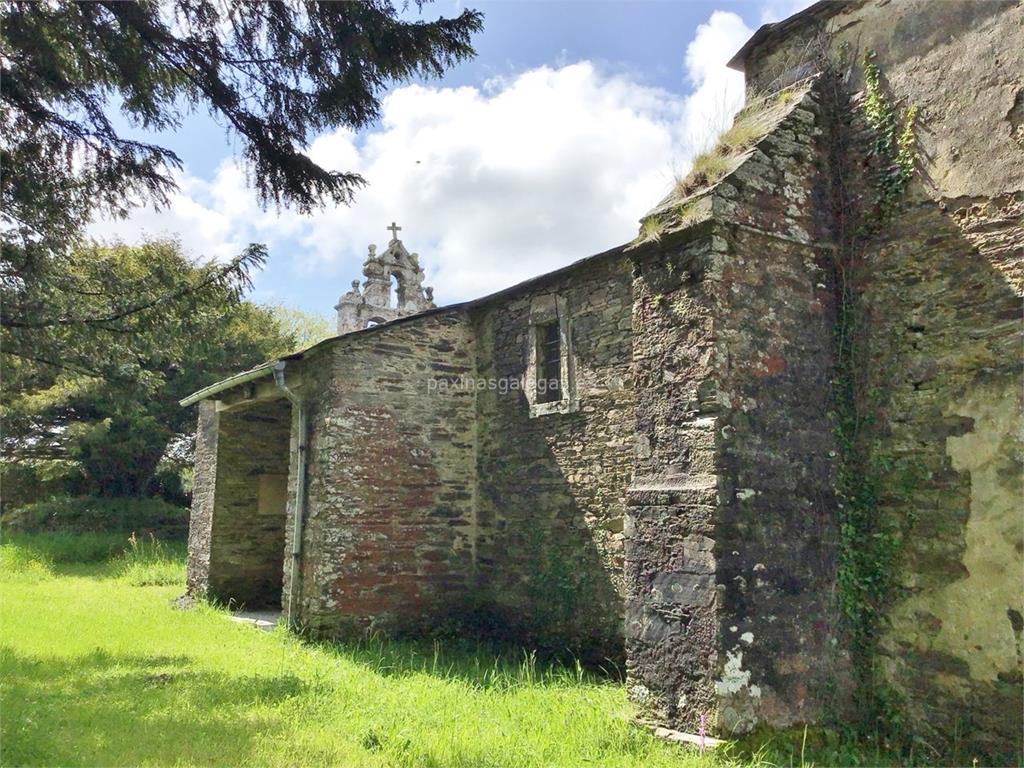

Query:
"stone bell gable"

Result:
[[335, 222, 436, 334]]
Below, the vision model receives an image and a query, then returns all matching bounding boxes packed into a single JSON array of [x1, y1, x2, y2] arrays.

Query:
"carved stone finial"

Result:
[[336, 224, 436, 334]]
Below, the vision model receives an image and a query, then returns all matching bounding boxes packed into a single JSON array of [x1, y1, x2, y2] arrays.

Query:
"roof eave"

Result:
[[178, 363, 277, 407], [179, 242, 631, 408], [726, 1, 849, 72]]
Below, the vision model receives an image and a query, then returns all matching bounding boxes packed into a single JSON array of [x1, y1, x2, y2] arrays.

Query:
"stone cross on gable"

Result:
[[335, 220, 435, 334]]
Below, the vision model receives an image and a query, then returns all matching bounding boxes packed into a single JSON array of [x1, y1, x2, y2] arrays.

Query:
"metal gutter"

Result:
[[272, 360, 308, 628]]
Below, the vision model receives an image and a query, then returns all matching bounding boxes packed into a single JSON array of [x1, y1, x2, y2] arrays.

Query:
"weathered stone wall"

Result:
[[186, 397, 292, 608], [626, 226, 721, 729], [286, 310, 479, 637], [186, 399, 219, 598], [471, 253, 634, 658], [625, 83, 849, 734], [709, 84, 849, 732], [742, 0, 1024, 288], [738, 0, 1024, 755], [859, 193, 1023, 756]]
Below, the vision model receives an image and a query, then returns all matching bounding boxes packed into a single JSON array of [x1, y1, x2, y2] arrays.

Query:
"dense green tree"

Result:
[[268, 305, 336, 353], [1, 0, 482, 358], [2, 240, 292, 496], [0, 0, 481, 499]]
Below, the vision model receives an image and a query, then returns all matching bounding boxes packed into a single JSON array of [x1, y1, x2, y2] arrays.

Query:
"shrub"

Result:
[[0, 459, 86, 515], [3, 496, 188, 538], [150, 461, 191, 507]]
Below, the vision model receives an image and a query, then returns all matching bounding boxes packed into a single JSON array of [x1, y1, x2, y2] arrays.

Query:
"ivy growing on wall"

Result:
[[859, 52, 918, 233], [828, 51, 920, 745]]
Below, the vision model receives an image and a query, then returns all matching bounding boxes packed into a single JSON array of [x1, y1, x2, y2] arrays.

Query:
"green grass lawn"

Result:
[[1, 533, 752, 768]]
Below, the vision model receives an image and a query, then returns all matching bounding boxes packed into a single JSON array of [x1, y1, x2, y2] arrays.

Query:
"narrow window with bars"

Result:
[[536, 321, 562, 403]]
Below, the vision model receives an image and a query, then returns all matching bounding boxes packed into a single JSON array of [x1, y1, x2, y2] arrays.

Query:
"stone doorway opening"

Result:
[[206, 397, 292, 610]]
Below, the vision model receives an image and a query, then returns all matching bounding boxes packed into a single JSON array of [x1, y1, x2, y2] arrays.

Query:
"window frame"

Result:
[[535, 320, 562, 404], [525, 294, 576, 417]]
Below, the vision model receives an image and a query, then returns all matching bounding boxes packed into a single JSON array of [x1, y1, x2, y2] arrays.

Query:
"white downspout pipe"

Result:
[[272, 360, 307, 628]]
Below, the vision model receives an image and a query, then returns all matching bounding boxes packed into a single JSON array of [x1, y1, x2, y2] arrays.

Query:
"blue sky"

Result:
[[91, 0, 809, 318]]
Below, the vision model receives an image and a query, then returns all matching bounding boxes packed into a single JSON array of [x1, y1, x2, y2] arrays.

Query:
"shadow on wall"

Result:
[[470, 408, 627, 668], [206, 398, 292, 611], [859, 191, 1023, 755], [460, 273, 633, 668]]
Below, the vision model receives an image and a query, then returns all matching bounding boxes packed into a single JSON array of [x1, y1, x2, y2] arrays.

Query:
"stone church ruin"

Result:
[[181, 0, 1023, 757]]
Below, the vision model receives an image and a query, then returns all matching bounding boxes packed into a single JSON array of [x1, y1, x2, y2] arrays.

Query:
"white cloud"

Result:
[[681, 11, 752, 155], [89, 169, 245, 263], [90, 9, 758, 307], [294, 62, 692, 300]]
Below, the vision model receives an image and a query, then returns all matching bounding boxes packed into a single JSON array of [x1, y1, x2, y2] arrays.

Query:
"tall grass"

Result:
[[112, 532, 186, 586], [0, 531, 184, 586], [0, 533, 740, 767], [672, 85, 805, 201], [328, 635, 600, 693], [0, 531, 126, 569], [631, 84, 809, 247]]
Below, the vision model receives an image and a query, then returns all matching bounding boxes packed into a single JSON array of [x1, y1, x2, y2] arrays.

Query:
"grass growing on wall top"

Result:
[[0, 534, 745, 768], [632, 84, 805, 247], [672, 85, 802, 199]]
